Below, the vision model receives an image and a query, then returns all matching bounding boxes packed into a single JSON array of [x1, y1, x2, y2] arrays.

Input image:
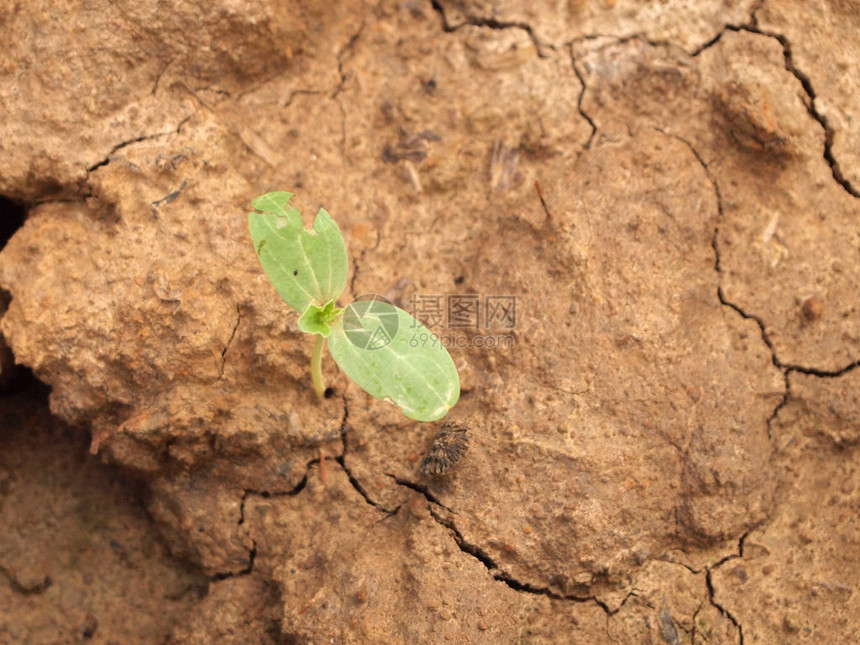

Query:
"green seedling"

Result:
[[249, 191, 460, 422]]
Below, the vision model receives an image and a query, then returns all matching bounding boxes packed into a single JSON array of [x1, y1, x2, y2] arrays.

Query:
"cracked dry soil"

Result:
[[1, 1, 859, 643]]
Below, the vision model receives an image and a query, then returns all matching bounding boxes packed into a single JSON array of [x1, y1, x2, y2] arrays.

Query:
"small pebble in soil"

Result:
[[420, 422, 469, 476], [801, 295, 824, 320]]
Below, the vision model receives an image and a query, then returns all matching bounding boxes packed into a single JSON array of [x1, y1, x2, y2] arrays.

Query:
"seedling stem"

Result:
[[311, 334, 326, 399]]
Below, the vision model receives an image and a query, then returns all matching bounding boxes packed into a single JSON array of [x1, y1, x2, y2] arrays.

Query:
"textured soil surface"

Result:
[[1, 1, 858, 643]]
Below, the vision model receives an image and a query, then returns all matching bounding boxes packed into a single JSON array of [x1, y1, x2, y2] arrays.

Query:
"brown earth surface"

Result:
[[1, 0, 858, 643]]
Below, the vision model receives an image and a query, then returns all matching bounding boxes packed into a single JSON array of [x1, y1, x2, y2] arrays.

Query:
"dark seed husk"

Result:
[[420, 422, 469, 476]]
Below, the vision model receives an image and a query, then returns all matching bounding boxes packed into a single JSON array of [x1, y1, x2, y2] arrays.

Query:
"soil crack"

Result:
[[569, 44, 597, 148], [330, 20, 366, 162], [239, 471, 310, 521], [337, 457, 399, 516], [218, 305, 241, 380], [694, 23, 858, 198], [427, 502, 617, 613], [332, 22, 365, 101], [388, 477, 619, 614], [151, 57, 174, 96], [385, 475, 452, 513], [211, 539, 257, 581], [706, 567, 744, 644], [278, 88, 325, 109], [704, 533, 748, 644], [336, 405, 400, 516], [657, 128, 794, 436], [659, 536, 748, 643], [239, 394, 350, 521], [784, 360, 860, 379], [430, 1, 548, 57], [744, 26, 859, 198], [86, 120, 191, 173]]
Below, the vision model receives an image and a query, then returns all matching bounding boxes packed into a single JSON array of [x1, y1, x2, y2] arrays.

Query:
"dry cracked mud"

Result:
[[1, 0, 858, 643]]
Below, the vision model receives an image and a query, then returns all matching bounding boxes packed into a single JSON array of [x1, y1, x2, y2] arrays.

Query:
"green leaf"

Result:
[[297, 300, 342, 338], [328, 300, 460, 421], [248, 192, 348, 312]]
